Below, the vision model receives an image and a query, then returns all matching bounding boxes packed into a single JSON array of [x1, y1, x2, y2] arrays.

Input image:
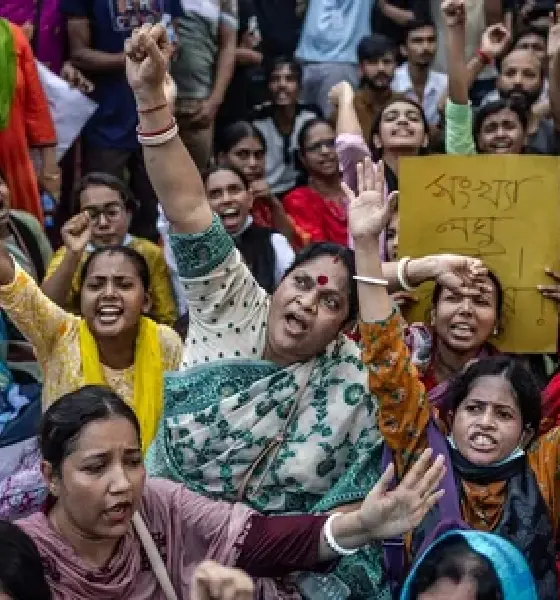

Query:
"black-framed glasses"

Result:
[[83, 202, 124, 222]]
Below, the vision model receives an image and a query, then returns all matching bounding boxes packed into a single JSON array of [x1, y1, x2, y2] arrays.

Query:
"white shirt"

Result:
[[391, 62, 448, 126], [253, 108, 317, 195]]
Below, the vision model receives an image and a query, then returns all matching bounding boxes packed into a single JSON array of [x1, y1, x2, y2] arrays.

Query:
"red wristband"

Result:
[[476, 48, 492, 65], [138, 103, 168, 115], [136, 119, 175, 137]]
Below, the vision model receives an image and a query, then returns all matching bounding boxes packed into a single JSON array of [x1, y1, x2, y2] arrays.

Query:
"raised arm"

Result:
[[125, 24, 212, 234], [41, 213, 92, 306], [442, 0, 469, 106], [0, 242, 73, 360], [330, 81, 364, 137], [467, 23, 511, 91], [342, 157, 394, 323], [378, 0, 415, 26]]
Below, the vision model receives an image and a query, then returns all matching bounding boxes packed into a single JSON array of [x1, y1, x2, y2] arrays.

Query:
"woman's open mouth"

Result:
[[104, 501, 132, 523], [284, 313, 309, 336], [219, 207, 242, 230], [96, 306, 124, 326], [469, 432, 498, 451]]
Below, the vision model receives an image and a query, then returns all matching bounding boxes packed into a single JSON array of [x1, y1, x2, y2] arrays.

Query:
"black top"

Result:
[[253, 0, 303, 58]]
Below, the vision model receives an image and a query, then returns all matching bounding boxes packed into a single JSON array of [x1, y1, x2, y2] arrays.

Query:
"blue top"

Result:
[[295, 0, 375, 64], [60, 0, 166, 150], [400, 530, 538, 600]]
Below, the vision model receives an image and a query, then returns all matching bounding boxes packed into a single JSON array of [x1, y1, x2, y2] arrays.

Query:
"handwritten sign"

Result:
[[398, 155, 560, 353]]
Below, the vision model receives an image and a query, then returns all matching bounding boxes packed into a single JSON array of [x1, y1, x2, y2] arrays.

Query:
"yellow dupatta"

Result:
[[78, 316, 162, 452]]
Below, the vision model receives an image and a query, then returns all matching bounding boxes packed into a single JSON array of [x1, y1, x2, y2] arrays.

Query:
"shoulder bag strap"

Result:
[[132, 512, 179, 600]]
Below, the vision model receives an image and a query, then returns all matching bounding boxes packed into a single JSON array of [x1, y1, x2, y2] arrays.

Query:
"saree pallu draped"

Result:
[[146, 336, 391, 600]]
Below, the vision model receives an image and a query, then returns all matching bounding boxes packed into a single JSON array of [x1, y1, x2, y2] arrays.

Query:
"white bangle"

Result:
[[323, 513, 359, 556], [138, 122, 179, 146], [353, 275, 389, 286], [397, 257, 415, 292]]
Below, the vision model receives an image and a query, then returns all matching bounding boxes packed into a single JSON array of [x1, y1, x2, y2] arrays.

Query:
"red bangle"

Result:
[[138, 103, 168, 114], [136, 119, 176, 137], [476, 48, 492, 65]]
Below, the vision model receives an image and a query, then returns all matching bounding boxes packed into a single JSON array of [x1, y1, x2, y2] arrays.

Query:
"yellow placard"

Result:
[[398, 155, 560, 353]]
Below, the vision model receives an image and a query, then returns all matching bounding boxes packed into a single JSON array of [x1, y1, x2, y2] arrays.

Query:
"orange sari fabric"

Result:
[[0, 23, 56, 222]]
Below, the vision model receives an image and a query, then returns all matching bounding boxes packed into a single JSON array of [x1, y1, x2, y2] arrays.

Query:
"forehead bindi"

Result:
[[298, 257, 348, 291]]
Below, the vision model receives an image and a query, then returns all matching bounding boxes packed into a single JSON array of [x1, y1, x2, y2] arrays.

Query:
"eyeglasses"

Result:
[[83, 202, 124, 222], [304, 138, 336, 153]]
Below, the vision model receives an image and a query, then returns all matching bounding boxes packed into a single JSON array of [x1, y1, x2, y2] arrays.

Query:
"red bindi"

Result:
[[317, 275, 329, 286]]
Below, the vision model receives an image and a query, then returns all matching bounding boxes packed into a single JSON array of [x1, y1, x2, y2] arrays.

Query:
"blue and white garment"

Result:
[[400, 530, 539, 600]]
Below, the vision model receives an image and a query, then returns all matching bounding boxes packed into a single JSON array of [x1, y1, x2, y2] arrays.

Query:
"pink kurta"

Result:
[[17, 478, 299, 599]]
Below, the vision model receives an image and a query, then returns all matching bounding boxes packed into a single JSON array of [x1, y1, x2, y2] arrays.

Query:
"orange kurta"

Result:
[[359, 314, 560, 552], [0, 22, 56, 222]]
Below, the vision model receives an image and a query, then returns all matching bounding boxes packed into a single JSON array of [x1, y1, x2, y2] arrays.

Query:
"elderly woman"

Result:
[[124, 22, 485, 599]]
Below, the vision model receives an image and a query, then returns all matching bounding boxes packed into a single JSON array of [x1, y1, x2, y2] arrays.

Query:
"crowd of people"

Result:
[[0, 0, 559, 598]]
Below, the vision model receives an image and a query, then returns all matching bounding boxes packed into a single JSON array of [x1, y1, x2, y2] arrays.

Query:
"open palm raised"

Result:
[[342, 158, 398, 241], [357, 448, 446, 540]]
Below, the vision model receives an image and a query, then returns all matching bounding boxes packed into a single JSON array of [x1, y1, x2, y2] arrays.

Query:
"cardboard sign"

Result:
[[398, 155, 560, 353]]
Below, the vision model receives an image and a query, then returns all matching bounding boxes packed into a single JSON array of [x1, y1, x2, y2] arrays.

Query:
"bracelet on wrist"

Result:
[[323, 513, 359, 556], [397, 257, 415, 292], [137, 118, 178, 147], [353, 275, 389, 286], [138, 102, 168, 115]]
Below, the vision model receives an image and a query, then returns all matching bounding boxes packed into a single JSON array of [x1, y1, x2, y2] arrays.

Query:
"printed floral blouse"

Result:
[[359, 316, 560, 537]]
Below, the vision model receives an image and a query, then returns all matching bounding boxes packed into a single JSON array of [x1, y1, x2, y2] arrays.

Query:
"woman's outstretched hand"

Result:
[[322, 448, 445, 559], [124, 23, 170, 103], [342, 157, 398, 242], [356, 448, 445, 540]]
